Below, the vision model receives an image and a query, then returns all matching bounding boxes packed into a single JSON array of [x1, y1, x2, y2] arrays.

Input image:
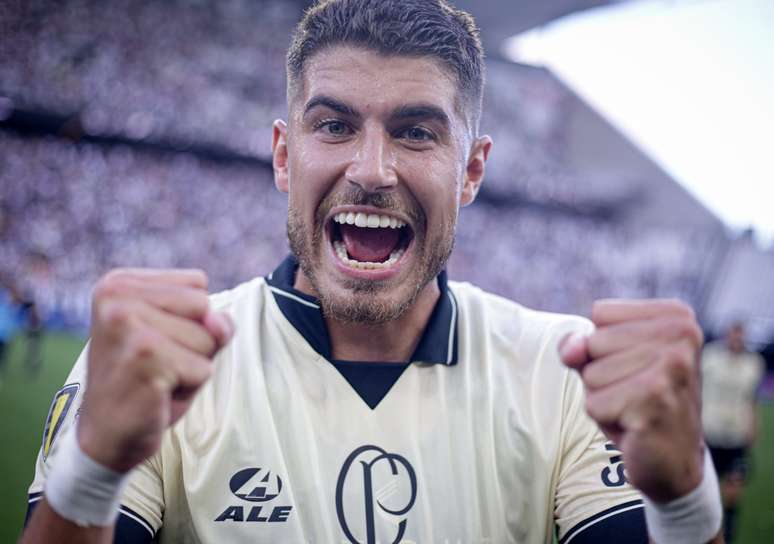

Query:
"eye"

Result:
[[399, 126, 435, 142], [316, 119, 352, 137]]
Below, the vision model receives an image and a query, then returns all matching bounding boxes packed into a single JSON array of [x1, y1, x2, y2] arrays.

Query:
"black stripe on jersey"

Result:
[[266, 254, 459, 366], [115, 511, 155, 543], [118, 505, 155, 539], [24, 493, 44, 526], [24, 496, 154, 543], [559, 500, 646, 543]]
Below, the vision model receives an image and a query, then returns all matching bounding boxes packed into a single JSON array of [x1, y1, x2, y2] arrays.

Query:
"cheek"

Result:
[[288, 152, 334, 216], [410, 164, 462, 226]]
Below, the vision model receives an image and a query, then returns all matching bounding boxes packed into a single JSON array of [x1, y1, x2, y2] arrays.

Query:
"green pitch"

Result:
[[1, 332, 772, 543]]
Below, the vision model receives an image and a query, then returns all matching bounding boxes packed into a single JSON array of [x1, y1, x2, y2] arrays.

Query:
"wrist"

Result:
[[643, 447, 722, 543], [45, 426, 130, 527], [78, 418, 138, 473]]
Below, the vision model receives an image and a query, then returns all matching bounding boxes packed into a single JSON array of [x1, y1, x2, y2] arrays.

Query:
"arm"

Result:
[[560, 299, 724, 544], [22, 499, 114, 544], [20, 269, 233, 543]]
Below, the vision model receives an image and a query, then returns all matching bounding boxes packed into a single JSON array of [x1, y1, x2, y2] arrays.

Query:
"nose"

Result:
[[345, 128, 398, 193]]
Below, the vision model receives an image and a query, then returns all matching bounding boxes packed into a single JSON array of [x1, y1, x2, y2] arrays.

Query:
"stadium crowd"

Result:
[[0, 0, 728, 331], [0, 129, 717, 331]]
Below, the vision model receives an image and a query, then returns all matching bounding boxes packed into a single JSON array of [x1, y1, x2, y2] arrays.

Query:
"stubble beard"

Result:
[[286, 191, 455, 324]]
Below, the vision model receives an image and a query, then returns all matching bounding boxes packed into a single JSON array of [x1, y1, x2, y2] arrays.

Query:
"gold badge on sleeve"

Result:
[[41, 383, 80, 460]]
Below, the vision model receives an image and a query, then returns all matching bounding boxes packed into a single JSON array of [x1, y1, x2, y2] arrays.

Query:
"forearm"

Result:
[[20, 498, 114, 544]]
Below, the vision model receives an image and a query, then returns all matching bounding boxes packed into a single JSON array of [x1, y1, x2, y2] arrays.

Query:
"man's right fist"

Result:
[[78, 268, 233, 473]]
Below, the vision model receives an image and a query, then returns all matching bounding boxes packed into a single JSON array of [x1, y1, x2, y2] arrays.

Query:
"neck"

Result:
[[294, 272, 440, 363]]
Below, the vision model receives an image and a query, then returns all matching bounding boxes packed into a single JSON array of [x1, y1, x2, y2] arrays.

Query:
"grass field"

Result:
[[1, 332, 773, 543]]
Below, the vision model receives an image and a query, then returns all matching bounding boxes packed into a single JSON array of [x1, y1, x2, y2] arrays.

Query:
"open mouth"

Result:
[[327, 210, 414, 271]]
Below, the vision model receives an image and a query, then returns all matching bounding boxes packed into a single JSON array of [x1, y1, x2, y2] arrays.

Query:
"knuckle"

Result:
[[584, 396, 599, 420], [581, 364, 603, 390], [191, 269, 208, 287], [662, 349, 693, 384], [643, 372, 670, 403], [191, 356, 213, 383], [590, 301, 606, 323], [93, 269, 136, 302], [192, 291, 211, 313], [97, 300, 133, 330], [128, 330, 158, 359], [667, 299, 695, 320]]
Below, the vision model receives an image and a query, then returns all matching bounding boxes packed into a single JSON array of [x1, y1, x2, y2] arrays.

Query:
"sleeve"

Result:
[[554, 369, 647, 543], [25, 343, 163, 542]]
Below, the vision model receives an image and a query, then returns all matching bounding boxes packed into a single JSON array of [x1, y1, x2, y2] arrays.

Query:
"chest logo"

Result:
[[335, 445, 418, 544], [215, 467, 292, 523]]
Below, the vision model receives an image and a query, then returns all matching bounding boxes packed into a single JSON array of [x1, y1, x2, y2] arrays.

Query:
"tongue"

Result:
[[340, 224, 402, 262]]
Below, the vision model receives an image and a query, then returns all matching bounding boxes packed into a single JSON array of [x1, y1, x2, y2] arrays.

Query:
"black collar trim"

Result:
[[265, 255, 458, 365]]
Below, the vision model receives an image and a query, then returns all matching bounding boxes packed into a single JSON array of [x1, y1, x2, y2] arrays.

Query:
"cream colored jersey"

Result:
[[28, 257, 645, 543], [701, 341, 765, 448]]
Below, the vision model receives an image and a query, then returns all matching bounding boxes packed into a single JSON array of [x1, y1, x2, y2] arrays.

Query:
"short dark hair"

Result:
[[286, 0, 485, 134]]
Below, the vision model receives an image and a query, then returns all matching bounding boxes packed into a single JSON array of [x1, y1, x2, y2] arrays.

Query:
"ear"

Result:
[[272, 119, 289, 194], [460, 135, 492, 207]]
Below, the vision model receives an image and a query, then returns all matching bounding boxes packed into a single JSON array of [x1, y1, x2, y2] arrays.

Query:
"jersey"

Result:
[[701, 340, 765, 448], [27, 256, 645, 543]]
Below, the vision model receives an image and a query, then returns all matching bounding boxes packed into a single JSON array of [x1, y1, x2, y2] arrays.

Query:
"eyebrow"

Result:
[[391, 103, 450, 129], [303, 95, 451, 129], [303, 95, 360, 119]]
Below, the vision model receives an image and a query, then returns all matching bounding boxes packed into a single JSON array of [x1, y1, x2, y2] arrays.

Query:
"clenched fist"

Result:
[[78, 269, 234, 473], [560, 299, 705, 503]]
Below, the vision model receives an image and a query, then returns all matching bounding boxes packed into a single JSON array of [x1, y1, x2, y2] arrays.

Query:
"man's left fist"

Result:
[[560, 299, 705, 503]]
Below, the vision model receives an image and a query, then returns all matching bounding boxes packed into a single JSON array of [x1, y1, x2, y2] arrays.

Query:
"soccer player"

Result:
[[702, 322, 765, 542], [22, 1, 723, 542]]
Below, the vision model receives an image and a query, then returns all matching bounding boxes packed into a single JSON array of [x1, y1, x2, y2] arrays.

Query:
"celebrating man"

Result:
[[23, 1, 722, 542]]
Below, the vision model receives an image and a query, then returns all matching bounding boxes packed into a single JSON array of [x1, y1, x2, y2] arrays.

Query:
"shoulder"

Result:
[[449, 280, 593, 346], [209, 276, 270, 313]]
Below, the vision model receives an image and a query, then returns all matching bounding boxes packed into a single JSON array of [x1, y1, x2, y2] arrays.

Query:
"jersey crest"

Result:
[[41, 383, 79, 460]]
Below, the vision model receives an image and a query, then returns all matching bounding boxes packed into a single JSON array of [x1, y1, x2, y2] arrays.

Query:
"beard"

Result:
[[287, 187, 455, 324]]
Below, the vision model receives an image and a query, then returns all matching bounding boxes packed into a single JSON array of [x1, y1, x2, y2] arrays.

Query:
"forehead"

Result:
[[295, 46, 459, 119]]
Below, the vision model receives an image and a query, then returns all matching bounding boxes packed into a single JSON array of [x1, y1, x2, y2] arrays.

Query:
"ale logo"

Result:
[[230, 467, 283, 502], [215, 467, 293, 523]]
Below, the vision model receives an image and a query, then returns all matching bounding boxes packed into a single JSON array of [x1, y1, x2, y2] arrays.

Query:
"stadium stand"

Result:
[[0, 0, 767, 338]]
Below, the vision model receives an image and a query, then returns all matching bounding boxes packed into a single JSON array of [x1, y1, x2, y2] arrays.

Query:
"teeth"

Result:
[[332, 212, 406, 229], [333, 240, 405, 269]]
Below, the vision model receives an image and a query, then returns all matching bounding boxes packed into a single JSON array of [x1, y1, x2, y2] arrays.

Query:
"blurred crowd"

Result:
[[0, 0, 295, 157], [0, 0, 735, 332], [0, 130, 719, 330]]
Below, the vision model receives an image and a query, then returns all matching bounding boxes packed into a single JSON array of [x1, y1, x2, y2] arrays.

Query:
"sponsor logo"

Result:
[[601, 442, 629, 487], [215, 467, 293, 523], [42, 383, 79, 460], [336, 445, 417, 544]]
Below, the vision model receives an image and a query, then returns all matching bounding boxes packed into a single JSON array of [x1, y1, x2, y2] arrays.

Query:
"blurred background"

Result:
[[1, 0, 772, 541]]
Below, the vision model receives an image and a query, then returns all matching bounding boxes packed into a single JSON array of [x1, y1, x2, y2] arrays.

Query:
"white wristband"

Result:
[[44, 427, 129, 527], [643, 447, 722, 544]]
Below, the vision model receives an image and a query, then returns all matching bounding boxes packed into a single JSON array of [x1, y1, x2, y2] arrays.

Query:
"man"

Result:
[[22, 1, 723, 542], [702, 322, 765, 542]]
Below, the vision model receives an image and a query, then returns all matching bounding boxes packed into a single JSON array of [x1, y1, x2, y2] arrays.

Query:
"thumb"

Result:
[[558, 332, 591, 370], [203, 311, 235, 353]]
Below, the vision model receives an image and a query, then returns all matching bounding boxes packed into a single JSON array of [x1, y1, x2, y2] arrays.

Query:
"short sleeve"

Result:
[[554, 371, 645, 542], [28, 344, 90, 499], [26, 343, 164, 540], [118, 454, 164, 538]]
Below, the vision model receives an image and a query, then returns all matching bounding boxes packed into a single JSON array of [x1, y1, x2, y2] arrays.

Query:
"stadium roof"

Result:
[[452, 0, 618, 55]]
